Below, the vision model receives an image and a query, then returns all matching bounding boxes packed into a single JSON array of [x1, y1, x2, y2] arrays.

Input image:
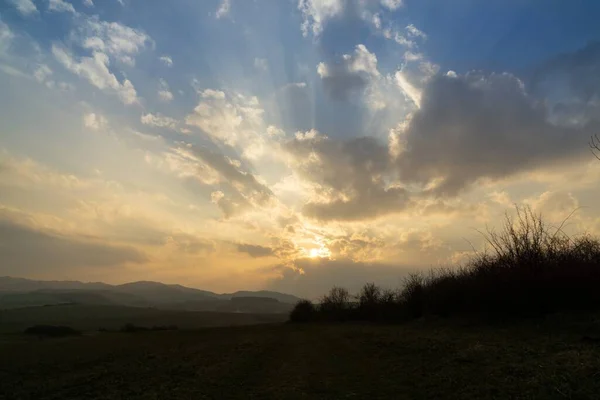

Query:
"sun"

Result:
[[307, 246, 331, 259]]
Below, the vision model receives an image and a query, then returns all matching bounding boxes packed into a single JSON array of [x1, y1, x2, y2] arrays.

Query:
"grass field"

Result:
[[0, 304, 287, 333], [2, 313, 600, 399]]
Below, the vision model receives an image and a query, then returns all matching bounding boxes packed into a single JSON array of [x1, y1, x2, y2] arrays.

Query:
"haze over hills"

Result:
[[0, 277, 300, 314]]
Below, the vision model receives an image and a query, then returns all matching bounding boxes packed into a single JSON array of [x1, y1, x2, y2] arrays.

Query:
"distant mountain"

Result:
[[0, 277, 301, 313], [114, 281, 220, 304], [223, 290, 302, 305], [0, 277, 112, 292]]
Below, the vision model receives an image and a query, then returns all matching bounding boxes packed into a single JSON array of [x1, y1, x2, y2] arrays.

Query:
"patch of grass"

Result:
[[0, 304, 287, 334], [2, 314, 600, 399]]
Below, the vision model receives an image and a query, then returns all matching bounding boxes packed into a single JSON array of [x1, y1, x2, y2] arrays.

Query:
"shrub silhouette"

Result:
[[290, 206, 600, 323], [289, 300, 316, 323], [24, 325, 81, 337], [120, 323, 178, 332]]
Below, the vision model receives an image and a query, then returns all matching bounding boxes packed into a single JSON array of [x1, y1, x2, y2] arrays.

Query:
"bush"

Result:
[[120, 323, 149, 333], [24, 325, 81, 337], [289, 206, 600, 324], [289, 300, 316, 323], [119, 324, 178, 332]]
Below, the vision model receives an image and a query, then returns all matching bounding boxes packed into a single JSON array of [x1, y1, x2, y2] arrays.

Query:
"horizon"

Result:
[[0, 275, 300, 297], [1, 0, 600, 298]]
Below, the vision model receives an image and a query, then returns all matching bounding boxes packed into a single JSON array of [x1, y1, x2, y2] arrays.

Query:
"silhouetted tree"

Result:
[[320, 287, 351, 320], [357, 283, 381, 320]]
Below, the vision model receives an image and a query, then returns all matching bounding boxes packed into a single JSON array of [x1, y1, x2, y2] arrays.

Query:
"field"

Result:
[[2, 313, 600, 399], [0, 304, 287, 333]]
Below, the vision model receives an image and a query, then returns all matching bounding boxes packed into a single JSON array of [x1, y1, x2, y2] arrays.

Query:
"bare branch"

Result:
[[591, 134, 600, 161]]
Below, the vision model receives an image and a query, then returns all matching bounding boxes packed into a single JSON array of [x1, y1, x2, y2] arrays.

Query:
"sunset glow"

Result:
[[1, 0, 600, 297]]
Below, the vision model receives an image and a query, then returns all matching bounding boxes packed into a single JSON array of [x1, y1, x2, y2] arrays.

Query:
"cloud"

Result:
[[83, 112, 108, 130], [394, 70, 422, 106], [317, 44, 380, 100], [394, 72, 597, 196], [192, 146, 272, 198], [0, 20, 14, 55], [9, 0, 38, 15], [33, 64, 53, 83], [285, 132, 410, 221], [144, 147, 220, 184], [215, 0, 231, 19], [406, 24, 427, 39], [391, 32, 415, 48], [531, 41, 600, 126], [380, 0, 402, 10], [185, 89, 269, 154], [298, 0, 344, 37], [283, 66, 597, 221], [157, 79, 173, 102], [298, 0, 409, 43], [83, 0, 94, 6], [79, 17, 152, 66], [52, 44, 139, 105], [0, 210, 147, 276], [190, 145, 273, 217], [237, 243, 274, 258], [32, 64, 72, 89], [141, 113, 178, 129], [381, 23, 427, 50], [48, 0, 76, 13], [254, 57, 268, 72], [159, 55, 173, 67], [527, 191, 580, 221], [186, 89, 243, 145], [158, 90, 173, 102]]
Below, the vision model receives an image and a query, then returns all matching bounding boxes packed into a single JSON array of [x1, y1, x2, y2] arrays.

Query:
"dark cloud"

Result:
[[192, 146, 271, 197], [319, 63, 369, 100], [317, 45, 378, 101], [191, 145, 273, 217], [531, 41, 600, 124], [396, 72, 597, 196], [236, 243, 274, 258], [286, 67, 598, 221], [0, 216, 147, 276], [286, 134, 410, 221], [532, 41, 600, 103]]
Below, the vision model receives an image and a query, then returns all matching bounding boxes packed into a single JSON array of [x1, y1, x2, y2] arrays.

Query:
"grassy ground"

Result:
[[2, 313, 600, 399], [0, 304, 287, 333]]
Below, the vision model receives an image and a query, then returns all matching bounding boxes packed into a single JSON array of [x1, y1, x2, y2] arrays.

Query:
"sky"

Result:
[[1, 0, 600, 297]]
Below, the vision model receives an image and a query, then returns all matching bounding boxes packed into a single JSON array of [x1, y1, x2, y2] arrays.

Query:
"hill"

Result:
[[0, 277, 300, 314]]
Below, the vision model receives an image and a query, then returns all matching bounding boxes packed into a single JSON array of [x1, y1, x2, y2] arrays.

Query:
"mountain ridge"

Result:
[[0, 277, 300, 313]]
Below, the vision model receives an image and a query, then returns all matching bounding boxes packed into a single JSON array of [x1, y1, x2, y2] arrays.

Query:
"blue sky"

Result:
[[1, 0, 599, 296]]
